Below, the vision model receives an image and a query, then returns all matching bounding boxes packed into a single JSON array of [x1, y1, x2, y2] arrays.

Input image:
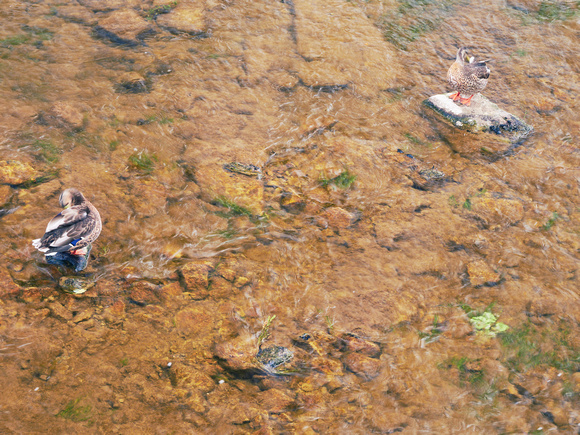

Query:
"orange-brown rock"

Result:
[[169, 363, 216, 393], [95, 9, 153, 45], [196, 164, 264, 216], [156, 6, 207, 36], [0, 268, 20, 297], [0, 185, 11, 206], [311, 356, 344, 375], [56, 5, 98, 24], [0, 161, 37, 186], [174, 307, 213, 337], [181, 261, 214, 299], [469, 193, 525, 228], [343, 353, 381, 379], [214, 335, 257, 371], [323, 207, 357, 229], [48, 301, 73, 321], [78, 0, 140, 11], [129, 280, 160, 305], [339, 333, 381, 357], [467, 260, 501, 287], [50, 101, 85, 129], [258, 388, 295, 414]]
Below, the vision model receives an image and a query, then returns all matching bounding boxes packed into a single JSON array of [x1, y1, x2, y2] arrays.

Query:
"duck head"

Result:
[[456, 47, 472, 64], [59, 188, 85, 209]]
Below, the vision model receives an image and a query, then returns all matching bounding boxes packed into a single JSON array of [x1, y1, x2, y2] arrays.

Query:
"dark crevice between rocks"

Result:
[[93, 27, 156, 48], [298, 78, 349, 94], [281, 0, 297, 44]]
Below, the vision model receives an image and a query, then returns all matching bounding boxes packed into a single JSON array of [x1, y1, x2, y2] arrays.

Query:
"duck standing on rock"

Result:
[[447, 47, 490, 106], [32, 188, 102, 272]]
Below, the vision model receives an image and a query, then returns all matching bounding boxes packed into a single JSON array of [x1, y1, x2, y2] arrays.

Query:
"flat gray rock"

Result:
[[424, 93, 533, 143], [423, 93, 533, 158]]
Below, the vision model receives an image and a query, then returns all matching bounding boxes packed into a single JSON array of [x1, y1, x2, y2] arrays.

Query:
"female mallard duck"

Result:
[[447, 47, 490, 106], [32, 188, 102, 257]]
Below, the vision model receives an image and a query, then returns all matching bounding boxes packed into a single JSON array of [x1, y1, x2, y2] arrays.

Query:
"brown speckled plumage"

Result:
[[447, 47, 490, 105], [32, 188, 102, 256]]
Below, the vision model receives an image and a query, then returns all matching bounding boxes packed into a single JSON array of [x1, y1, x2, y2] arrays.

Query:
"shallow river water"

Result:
[[0, 0, 579, 433]]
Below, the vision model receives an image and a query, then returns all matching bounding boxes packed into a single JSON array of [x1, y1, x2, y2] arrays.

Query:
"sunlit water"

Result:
[[0, 0, 579, 433]]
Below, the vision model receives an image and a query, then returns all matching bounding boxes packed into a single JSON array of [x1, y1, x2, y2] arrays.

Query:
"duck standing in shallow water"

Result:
[[447, 47, 490, 106], [32, 188, 102, 271]]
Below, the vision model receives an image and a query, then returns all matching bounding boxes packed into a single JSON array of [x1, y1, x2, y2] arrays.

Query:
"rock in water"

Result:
[[423, 93, 533, 157], [59, 276, 95, 294], [256, 346, 294, 373]]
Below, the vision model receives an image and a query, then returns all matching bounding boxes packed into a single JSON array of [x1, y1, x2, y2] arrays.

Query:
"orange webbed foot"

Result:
[[460, 95, 474, 106], [450, 91, 461, 102]]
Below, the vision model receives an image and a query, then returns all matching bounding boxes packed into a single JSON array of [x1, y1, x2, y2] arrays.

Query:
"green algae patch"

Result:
[[319, 170, 356, 189], [212, 195, 253, 218], [499, 321, 580, 373], [469, 312, 509, 338], [128, 150, 157, 174], [57, 398, 92, 423]]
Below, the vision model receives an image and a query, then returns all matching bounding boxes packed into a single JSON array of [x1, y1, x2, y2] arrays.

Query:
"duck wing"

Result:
[[33, 205, 95, 254], [45, 206, 88, 233], [465, 61, 490, 79]]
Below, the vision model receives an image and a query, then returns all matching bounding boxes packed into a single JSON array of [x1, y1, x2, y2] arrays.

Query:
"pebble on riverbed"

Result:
[[58, 276, 96, 294]]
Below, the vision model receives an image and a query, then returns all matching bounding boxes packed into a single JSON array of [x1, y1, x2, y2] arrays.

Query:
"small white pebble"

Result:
[[34, 387, 39, 391], [218, 379, 225, 384], [558, 372, 562, 377], [456, 121, 463, 127], [167, 362, 172, 367]]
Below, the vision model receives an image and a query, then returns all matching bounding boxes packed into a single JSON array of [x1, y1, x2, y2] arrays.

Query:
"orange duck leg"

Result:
[[460, 94, 474, 106]]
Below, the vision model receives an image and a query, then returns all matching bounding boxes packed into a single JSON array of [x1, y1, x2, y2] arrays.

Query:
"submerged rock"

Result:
[[49, 102, 85, 129], [78, 0, 140, 12], [423, 93, 533, 156], [338, 333, 381, 357], [0, 160, 38, 185], [56, 5, 98, 25], [214, 335, 257, 371], [257, 388, 295, 414], [0, 268, 20, 297], [115, 72, 149, 94], [256, 346, 294, 372], [322, 207, 358, 230], [0, 185, 11, 207], [468, 193, 525, 229], [59, 276, 96, 294], [49, 301, 73, 321], [196, 164, 264, 216], [180, 261, 214, 299], [466, 260, 501, 287], [343, 352, 381, 379], [94, 9, 154, 46], [156, 6, 208, 36]]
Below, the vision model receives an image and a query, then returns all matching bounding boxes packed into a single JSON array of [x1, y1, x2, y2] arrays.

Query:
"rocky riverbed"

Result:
[[1, 0, 579, 433]]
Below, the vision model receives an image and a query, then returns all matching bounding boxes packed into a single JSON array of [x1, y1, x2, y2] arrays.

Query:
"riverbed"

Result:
[[0, 0, 579, 433]]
